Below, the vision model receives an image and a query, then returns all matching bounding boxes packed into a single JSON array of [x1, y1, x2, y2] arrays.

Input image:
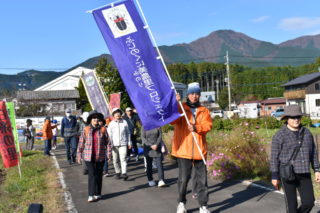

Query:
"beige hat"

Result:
[[281, 105, 304, 120]]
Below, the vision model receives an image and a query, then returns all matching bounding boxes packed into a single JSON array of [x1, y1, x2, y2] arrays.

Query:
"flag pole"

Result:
[[135, 0, 206, 165]]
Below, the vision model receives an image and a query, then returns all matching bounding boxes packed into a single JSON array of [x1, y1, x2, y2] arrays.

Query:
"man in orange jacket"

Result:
[[42, 116, 58, 156], [171, 82, 212, 213]]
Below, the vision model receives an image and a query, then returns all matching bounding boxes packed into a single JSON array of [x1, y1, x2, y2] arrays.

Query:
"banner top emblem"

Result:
[[102, 4, 137, 38]]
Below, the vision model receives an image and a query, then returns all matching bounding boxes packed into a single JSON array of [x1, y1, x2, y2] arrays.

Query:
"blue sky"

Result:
[[1, 0, 320, 74]]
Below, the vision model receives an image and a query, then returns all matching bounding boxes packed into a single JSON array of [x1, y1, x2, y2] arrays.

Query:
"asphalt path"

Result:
[[50, 145, 320, 213]]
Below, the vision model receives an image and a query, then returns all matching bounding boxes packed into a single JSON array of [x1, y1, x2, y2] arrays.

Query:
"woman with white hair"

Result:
[[107, 108, 131, 180]]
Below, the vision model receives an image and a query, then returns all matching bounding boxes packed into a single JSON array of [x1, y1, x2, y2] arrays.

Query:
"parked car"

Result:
[[271, 108, 284, 117], [211, 110, 223, 118]]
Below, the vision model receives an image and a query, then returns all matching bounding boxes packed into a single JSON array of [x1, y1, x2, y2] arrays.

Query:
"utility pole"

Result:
[[225, 51, 232, 111]]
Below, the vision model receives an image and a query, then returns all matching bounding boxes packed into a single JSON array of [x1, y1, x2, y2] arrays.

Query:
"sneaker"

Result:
[[148, 180, 156, 187], [199, 206, 210, 213], [94, 195, 101, 200], [192, 193, 198, 199], [88, 196, 96, 202], [115, 173, 121, 179], [103, 173, 110, 177], [121, 173, 128, 181], [52, 146, 56, 150], [176, 202, 186, 213], [158, 179, 166, 187], [135, 155, 139, 162]]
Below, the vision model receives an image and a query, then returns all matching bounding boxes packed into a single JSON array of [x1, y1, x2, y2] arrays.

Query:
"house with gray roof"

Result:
[[282, 72, 320, 119], [17, 90, 80, 116]]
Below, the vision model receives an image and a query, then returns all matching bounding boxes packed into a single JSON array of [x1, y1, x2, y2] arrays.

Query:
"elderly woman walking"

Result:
[[77, 110, 111, 202], [270, 105, 320, 213], [108, 108, 131, 180]]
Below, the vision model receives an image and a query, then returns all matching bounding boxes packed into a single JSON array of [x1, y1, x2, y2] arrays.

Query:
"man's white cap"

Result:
[[126, 107, 133, 112]]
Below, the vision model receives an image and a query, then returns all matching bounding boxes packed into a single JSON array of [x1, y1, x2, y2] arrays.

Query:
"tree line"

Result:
[[76, 57, 320, 111]]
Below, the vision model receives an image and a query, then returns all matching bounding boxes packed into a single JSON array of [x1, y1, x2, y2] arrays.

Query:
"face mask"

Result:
[[66, 113, 71, 117]]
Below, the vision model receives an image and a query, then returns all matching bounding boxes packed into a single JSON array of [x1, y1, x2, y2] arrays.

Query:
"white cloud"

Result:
[[279, 17, 320, 31], [251, 16, 270, 23]]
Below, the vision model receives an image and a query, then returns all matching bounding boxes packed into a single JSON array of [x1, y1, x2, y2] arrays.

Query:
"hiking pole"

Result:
[[135, 0, 206, 165]]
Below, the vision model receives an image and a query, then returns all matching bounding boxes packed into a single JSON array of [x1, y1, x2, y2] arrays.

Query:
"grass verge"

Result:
[[0, 150, 64, 213]]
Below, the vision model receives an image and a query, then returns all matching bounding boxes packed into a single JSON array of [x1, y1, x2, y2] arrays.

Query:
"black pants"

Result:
[[177, 158, 208, 206], [146, 155, 164, 181], [127, 135, 138, 156], [282, 173, 315, 213], [85, 161, 104, 196]]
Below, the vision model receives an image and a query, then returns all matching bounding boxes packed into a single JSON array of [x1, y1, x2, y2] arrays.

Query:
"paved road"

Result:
[[52, 145, 320, 213]]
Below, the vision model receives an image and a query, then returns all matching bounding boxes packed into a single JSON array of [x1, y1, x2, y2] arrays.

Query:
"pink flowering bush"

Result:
[[207, 123, 270, 181]]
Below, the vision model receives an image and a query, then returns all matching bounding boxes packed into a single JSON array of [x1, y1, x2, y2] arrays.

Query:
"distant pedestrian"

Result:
[[61, 109, 79, 164], [23, 119, 35, 150], [77, 110, 111, 202], [270, 105, 320, 213], [81, 111, 90, 175], [141, 126, 166, 187], [171, 82, 212, 213], [108, 108, 131, 180], [51, 120, 58, 150], [123, 107, 140, 162], [42, 116, 58, 156]]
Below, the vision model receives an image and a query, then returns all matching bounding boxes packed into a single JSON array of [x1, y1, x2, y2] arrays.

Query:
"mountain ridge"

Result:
[[1, 29, 320, 94]]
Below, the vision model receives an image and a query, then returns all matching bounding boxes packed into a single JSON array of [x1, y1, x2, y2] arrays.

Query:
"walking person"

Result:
[[171, 82, 212, 213], [141, 126, 166, 187], [51, 120, 58, 150], [80, 111, 90, 175], [107, 108, 131, 180], [123, 107, 140, 162], [61, 109, 79, 164], [23, 119, 35, 150], [77, 110, 111, 202], [42, 116, 58, 156], [270, 105, 320, 213]]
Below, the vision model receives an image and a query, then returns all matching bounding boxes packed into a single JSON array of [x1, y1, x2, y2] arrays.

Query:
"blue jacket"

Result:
[[61, 116, 78, 137]]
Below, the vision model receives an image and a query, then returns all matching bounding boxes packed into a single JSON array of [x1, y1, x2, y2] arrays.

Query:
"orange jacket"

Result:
[[42, 120, 54, 140], [171, 103, 212, 160]]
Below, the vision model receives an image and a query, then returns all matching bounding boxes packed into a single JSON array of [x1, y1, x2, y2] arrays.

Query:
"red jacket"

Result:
[[171, 103, 212, 160]]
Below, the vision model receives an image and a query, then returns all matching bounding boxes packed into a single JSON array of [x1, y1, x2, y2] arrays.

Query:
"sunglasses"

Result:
[[288, 116, 301, 120]]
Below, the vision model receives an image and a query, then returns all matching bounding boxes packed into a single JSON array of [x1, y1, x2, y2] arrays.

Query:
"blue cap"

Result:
[[52, 120, 57, 124], [187, 82, 201, 95]]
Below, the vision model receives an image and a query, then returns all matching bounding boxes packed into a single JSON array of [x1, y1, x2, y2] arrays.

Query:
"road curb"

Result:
[[52, 155, 78, 213], [241, 180, 320, 207]]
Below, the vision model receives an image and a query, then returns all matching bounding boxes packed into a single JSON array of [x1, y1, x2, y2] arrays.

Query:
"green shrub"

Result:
[[212, 117, 223, 130], [207, 124, 270, 181], [260, 116, 282, 129], [222, 119, 234, 130], [301, 116, 312, 127], [162, 124, 174, 133]]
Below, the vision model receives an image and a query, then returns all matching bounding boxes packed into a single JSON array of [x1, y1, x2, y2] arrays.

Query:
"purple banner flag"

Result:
[[82, 71, 110, 118], [91, 0, 181, 130]]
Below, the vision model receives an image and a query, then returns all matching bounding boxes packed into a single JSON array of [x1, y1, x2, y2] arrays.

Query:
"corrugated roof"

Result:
[[261, 98, 286, 104], [17, 90, 79, 101], [282, 72, 320, 87]]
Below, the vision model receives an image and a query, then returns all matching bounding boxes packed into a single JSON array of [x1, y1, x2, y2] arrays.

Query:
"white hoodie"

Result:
[[107, 119, 132, 147]]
